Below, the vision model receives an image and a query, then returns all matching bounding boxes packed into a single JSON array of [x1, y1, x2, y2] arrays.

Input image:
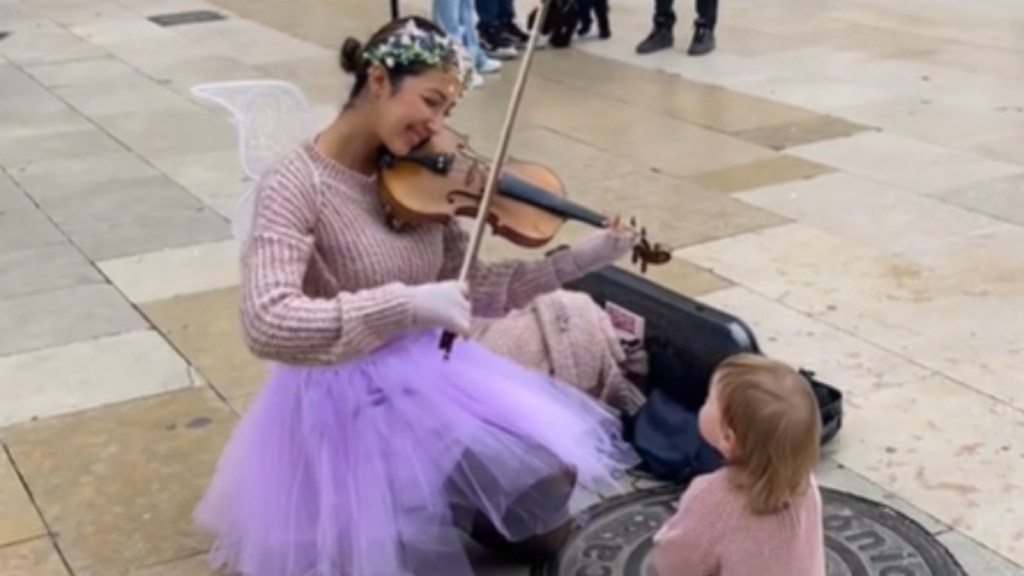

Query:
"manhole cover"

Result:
[[147, 10, 225, 27], [532, 485, 966, 576]]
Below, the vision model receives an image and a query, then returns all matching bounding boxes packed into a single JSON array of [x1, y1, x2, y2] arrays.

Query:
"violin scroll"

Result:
[[629, 217, 672, 274]]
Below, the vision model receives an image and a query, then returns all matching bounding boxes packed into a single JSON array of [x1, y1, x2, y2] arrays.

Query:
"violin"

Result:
[[382, 0, 669, 357], [378, 126, 672, 273]]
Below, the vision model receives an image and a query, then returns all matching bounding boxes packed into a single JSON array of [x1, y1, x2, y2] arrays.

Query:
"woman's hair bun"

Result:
[[339, 37, 364, 74]]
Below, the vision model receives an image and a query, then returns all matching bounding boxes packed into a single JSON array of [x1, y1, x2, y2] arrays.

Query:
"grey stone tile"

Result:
[[0, 63, 70, 121], [0, 330, 197, 428], [147, 149, 243, 217], [53, 75, 198, 118], [815, 459, 947, 534], [9, 150, 159, 194], [92, 106, 236, 159], [0, 176, 65, 255], [939, 530, 1024, 576], [8, 151, 161, 196], [169, 19, 327, 66], [0, 19, 106, 65], [136, 55, 263, 96], [0, 284, 147, 357], [33, 175, 230, 260], [31, 0, 139, 28], [0, 125, 126, 167], [22, 56, 140, 88], [0, 243, 103, 300], [0, 107, 93, 140], [933, 172, 1024, 226]]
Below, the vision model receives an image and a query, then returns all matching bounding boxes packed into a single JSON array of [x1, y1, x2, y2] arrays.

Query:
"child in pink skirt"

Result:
[[652, 353, 826, 576]]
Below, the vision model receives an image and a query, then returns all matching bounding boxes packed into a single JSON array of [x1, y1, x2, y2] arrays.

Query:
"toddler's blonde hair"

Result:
[[713, 353, 820, 515]]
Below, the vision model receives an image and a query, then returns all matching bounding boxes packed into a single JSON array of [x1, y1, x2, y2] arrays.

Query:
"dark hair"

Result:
[[339, 16, 452, 103]]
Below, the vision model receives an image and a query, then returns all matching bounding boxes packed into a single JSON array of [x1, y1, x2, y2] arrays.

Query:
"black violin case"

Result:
[[567, 265, 843, 481]]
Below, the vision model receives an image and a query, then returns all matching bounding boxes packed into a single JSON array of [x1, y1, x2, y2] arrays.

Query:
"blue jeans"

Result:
[[433, 0, 488, 69]]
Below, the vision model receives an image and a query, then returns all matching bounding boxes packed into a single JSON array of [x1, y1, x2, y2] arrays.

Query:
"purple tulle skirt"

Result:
[[195, 329, 638, 576]]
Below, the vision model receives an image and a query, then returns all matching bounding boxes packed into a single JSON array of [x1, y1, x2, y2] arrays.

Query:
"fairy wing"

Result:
[[190, 79, 318, 244]]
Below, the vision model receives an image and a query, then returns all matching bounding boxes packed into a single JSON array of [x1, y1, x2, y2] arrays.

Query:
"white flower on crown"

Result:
[[364, 19, 473, 91]]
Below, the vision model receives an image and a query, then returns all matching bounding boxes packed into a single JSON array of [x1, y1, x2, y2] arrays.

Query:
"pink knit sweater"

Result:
[[652, 469, 825, 576], [240, 141, 586, 365]]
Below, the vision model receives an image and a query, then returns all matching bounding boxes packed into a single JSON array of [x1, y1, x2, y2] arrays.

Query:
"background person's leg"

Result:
[[497, 0, 530, 48], [432, 0, 461, 41], [475, 0, 519, 58], [635, 0, 675, 54], [460, 0, 501, 78], [688, 0, 717, 55], [433, 0, 484, 88]]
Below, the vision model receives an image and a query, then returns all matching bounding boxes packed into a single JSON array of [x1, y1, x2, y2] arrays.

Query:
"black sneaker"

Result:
[[687, 23, 715, 55], [578, 15, 593, 37], [635, 26, 673, 54], [500, 20, 530, 47], [480, 27, 519, 59]]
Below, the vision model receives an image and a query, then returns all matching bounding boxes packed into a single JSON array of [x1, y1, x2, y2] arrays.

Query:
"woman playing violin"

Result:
[[195, 15, 639, 576]]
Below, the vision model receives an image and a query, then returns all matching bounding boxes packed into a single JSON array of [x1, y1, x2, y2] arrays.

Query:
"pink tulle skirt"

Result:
[[194, 329, 638, 576]]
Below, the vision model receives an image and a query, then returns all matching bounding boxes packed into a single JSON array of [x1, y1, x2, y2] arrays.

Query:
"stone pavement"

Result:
[[1, 0, 1023, 573]]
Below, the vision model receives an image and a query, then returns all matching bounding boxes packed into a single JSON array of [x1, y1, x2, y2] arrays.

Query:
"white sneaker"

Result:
[[478, 58, 502, 74], [468, 71, 485, 89]]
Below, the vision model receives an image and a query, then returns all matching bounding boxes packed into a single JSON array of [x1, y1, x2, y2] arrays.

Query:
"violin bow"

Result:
[[439, 0, 554, 358]]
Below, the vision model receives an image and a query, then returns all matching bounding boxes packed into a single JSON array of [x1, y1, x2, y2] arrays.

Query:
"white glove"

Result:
[[406, 280, 471, 335], [568, 225, 639, 275]]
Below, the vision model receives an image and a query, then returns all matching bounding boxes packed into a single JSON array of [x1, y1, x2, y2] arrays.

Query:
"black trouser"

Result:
[[475, 0, 516, 31], [401, 445, 578, 574], [654, 0, 718, 29]]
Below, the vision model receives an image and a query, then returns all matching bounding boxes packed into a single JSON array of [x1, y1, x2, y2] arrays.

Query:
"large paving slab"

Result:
[[933, 172, 1024, 227], [687, 155, 835, 194], [0, 538, 70, 576], [0, 175, 65, 256], [7, 151, 162, 199], [98, 240, 241, 304], [0, 329, 198, 427], [139, 287, 266, 406], [0, 450, 47, 547], [735, 170, 1001, 255], [26, 175, 230, 261], [0, 284, 146, 357], [786, 131, 1024, 195], [3, 387, 236, 575]]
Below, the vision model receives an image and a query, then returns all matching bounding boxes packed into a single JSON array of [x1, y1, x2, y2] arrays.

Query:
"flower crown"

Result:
[[362, 20, 473, 92]]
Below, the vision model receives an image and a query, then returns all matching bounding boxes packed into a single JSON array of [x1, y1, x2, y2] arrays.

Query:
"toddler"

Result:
[[652, 353, 826, 576]]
